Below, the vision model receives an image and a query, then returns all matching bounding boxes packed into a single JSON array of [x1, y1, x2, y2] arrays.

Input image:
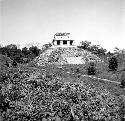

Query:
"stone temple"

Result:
[[52, 33, 76, 48], [34, 33, 103, 66]]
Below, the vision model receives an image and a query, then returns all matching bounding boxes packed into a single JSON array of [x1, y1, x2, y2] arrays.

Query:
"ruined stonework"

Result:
[[52, 33, 75, 47], [34, 33, 103, 66]]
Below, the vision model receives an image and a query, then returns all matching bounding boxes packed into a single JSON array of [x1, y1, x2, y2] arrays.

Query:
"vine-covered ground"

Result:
[[0, 66, 125, 121]]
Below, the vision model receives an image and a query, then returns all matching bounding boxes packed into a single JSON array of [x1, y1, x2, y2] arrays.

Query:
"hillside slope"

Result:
[[34, 47, 102, 66], [0, 66, 125, 121]]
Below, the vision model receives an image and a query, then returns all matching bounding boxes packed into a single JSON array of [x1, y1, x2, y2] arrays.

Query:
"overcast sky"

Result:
[[0, 0, 125, 51]]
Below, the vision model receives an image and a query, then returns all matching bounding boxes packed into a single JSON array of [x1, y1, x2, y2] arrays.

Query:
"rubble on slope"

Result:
[[34, 47, 103, 66]]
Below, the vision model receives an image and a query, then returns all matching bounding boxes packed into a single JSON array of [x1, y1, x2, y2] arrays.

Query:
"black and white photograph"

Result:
[[0, 0, 125, 121]]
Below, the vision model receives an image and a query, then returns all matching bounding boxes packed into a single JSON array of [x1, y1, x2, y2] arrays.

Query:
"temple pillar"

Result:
[[60, 40, 63, 46]]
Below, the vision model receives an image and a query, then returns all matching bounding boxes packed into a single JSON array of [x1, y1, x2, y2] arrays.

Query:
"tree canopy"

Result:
[[78, 40, 107, 56], [0, 44, 41, 64]]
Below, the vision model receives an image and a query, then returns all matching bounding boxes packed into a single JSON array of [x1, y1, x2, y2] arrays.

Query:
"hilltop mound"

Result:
[[34, 47, 103, 66]]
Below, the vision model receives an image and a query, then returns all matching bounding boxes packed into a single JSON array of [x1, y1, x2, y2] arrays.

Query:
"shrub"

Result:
[[121, 80, 125, 88], [108, 56, 118, 72], [87, 62, 96, 75], [120, 72, 125, 88]]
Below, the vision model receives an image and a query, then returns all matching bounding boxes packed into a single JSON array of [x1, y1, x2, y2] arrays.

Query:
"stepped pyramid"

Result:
[[34, 33, 102, 66]]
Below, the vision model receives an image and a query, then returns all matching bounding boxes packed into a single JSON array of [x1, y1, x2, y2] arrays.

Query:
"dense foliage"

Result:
[[0, 68, 125, 121], [87, 62, 96, 75], [77, 41, 107, 57], [108, 56, 118, 72], [0, 44, 41, 64]]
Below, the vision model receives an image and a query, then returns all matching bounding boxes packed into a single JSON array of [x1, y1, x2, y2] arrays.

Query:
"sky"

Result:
[[0, 0, 125, 51]]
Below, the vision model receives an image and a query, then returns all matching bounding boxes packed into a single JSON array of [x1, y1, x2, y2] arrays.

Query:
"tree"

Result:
[[6, 44, 17, 50], [21, 46, 41, 63], [96, 47, 107, 56], [89, 45, 99, 53], [106, 51, 114, 57], [89, 45, 106, 56], [0, 47, 9, 56], [87, 62, 96, 75], [12, 49, 23, 63], [113, 47, 125, 54], [22, 47, 29, 56], [108, 56, 118, 72], [78, 41, 91, 50], [78, 41, 107, 56], [29, 46, 40, 57]]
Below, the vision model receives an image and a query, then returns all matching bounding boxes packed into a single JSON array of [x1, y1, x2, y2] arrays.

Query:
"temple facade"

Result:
[[52, 33, 75, 47]]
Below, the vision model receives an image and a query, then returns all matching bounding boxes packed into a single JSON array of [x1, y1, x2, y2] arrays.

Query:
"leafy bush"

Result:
[[87, 62, 96, 75], [0, 45, 41, 65], [121, 80, 125, 88], [108, 56, 118, 72]]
